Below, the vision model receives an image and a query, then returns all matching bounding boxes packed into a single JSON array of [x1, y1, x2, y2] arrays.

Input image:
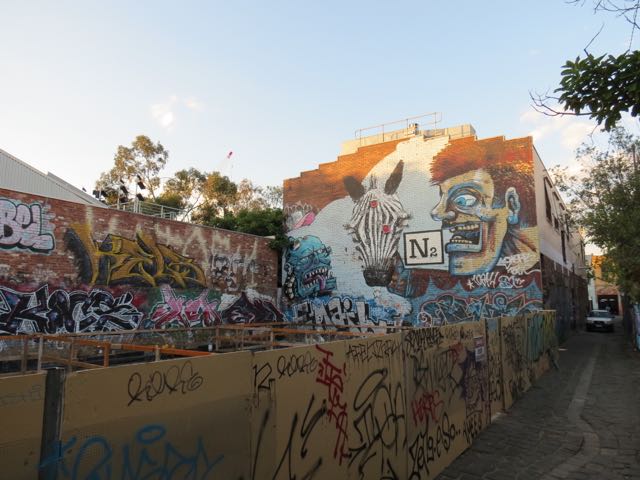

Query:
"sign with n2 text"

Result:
[[403, 230, 444, 266]]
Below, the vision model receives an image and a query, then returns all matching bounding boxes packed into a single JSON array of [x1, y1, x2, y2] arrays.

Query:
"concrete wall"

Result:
[[283, 134, 543, 327], [0, 187, 280, 335], [2, 312, 557, 480]]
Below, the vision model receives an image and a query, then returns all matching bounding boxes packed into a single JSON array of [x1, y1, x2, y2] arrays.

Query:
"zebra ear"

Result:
[[384, 160, 404, 195], [344, 176, 365, 201]]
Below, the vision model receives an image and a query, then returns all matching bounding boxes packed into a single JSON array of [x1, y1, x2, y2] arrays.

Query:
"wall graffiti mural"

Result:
[[0, 285, 142, 334], [344, 160, 410, 287], [65, 226, 206, 288], [290, 296, 400, 327], [284, 235, 336, 300], [0, 197, 55, 253], [284, 134, 543, 326]]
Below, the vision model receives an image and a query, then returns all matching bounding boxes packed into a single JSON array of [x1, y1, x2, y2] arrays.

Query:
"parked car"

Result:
[[586, 310, 615, 332]]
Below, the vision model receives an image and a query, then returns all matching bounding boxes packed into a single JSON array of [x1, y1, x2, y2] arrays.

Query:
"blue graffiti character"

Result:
[[284, 236, 336, 300]]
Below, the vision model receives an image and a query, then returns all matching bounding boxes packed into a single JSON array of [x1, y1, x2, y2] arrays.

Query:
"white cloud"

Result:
[[519, 107, 595, 150], [150, 95, 204, 130]]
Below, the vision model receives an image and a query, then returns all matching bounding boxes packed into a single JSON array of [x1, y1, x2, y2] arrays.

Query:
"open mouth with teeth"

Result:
[[446, 222, 483, 253], [302, 267, 336, 292]]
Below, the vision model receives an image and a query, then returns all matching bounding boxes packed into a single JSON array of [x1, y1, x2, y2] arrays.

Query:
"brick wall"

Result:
[[0, 188, 279, 334], [282, 134, 543, 326]]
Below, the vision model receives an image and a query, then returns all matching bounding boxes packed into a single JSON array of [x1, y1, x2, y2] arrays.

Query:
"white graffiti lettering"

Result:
[[0, 198, 54, 253]]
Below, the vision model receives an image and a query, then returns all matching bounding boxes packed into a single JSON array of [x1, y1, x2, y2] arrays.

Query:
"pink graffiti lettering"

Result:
[[150, 286, 220, 328]]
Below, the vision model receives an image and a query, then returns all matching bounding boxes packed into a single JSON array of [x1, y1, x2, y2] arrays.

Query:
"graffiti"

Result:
[[411, 390, 444, 426], [430, 137, 538, 276], [277, 350, 318, 378], [252, 395, 326, 480], [39, 424, 223, 480], [346, 338, 401, 364], [284, 202, 316, 230], [349, 368, 406, 479], [127, 361, 204, 406], [315, 344, 349, 464], [219, 291, 284, 324], [292, 296, 381, 328], [466, 272, 526, 290], [418, 292, 541, 326], [497, 253, 538, 275], [343, 160, 410, 287], [65, 227, 206, 288], [284, 235, 336, 300], [210, 253, 260, 292], [0, 197, 55, 253], [0, 285, 142, 335], [149, 285, 219, 328], [407, 412, 458, 478], [403, 328, 444, 354], [0, 383, 43, 406]]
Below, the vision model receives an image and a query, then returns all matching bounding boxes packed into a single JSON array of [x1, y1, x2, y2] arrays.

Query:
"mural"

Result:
[[0, 197, 55, 253], [284, 235, 336, 300], [343, 160, 410, 287], [65, 226, 206, 288], [283, 134, 542, 326]]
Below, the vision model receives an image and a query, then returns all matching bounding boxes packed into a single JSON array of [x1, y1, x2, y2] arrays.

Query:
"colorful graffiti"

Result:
[[0, 197, 54, 253], [284, 202, 316, 231], [0, 285, 142, 334], [149, 285, 219, 328], [65, 227, 206, 288], [291, 296, 400, 327], [343, 160, 410, 287], [284, 235, 336, 300]]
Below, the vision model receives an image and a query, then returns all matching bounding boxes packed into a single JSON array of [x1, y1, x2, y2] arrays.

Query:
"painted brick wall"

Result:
[[282, 134, 543, 327], [0, 187, 279, 335]]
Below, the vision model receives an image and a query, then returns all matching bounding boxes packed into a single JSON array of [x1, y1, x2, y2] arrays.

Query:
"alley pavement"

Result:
[[437, 318, 640, 480]]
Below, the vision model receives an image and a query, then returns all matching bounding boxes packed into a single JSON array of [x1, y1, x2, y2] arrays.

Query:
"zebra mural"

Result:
[[343, 160, 410, 287]]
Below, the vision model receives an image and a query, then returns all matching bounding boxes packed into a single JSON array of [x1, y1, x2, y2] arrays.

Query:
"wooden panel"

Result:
[[49, 353, 252, 479], [402, 322, 490, 479], [251, 342, 348, 479], [486, 317, 504, 415], [0, 372, 46, 480], [501, 315, 531, 410], [527, 311, 557, 382], [343, 333, 406, 480]]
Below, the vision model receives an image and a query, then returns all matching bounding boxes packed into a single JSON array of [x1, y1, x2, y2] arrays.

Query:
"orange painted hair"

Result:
[[430, 136, 536, 226]]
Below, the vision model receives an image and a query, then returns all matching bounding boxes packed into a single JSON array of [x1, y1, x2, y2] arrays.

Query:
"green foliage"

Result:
[[556, 51, 640, 131], [552, 127, 640, 300], [96, 135, 169, 202]]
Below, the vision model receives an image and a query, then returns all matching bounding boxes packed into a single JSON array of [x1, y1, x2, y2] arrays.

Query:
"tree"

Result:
[[552, 127, 640, 300], [159, 168, 207, 216], [95, 135, 169, 202], [201, 172, 238, 216], [532, 1, 640, 130]]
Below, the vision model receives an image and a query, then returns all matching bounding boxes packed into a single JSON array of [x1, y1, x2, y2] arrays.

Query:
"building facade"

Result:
[[282, 125, 588, 337]]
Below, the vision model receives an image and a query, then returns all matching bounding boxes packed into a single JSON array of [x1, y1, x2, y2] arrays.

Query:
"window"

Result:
[[544, 180, 552, 222], [561, 231, 567, 263]]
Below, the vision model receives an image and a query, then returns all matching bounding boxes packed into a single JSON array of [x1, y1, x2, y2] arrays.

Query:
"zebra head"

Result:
[[343, 160, 410, 287]]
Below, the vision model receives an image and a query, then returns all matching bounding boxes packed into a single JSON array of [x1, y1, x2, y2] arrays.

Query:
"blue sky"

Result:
[[1, 0, 638, 192]]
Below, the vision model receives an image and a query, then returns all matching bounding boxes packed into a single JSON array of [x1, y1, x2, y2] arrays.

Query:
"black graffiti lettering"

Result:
[[462, 410, 484, 445], [252, 362, 273, 392], [349, 368, 406, 478], [127, 361, 204, 406], [346, 338, 401, 364], [408, 412, 457, 478], [276, 351, 318, 379]]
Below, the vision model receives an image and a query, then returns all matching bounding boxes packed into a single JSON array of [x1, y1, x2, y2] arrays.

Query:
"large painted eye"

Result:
[[452, 193, 478, 208]]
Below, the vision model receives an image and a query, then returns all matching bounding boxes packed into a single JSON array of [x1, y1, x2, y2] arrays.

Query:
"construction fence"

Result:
[[0, 311, 557, 480]]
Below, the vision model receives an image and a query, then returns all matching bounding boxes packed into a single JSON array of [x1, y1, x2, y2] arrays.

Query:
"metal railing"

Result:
[[113, 199, 183, 220], [354, 112, 442, 142]]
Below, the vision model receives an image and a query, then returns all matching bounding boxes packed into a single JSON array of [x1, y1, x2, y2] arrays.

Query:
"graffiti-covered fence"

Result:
[[2, 312, 556, 480]]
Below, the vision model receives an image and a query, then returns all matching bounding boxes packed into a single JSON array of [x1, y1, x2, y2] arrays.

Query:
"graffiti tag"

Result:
[[0, 197, 54, 253]]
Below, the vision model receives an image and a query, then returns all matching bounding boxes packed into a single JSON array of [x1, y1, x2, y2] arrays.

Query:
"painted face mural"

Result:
[[343, 160, 410, 287], [284, 235, 336, 299], [430, 168, 521, 275]]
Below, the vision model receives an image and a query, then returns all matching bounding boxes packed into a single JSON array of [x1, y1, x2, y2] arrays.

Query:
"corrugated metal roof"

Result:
[[0, 147, 106, 207]]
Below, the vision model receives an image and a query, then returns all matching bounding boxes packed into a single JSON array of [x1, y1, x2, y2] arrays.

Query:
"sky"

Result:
[[1, 0, 638, 198]]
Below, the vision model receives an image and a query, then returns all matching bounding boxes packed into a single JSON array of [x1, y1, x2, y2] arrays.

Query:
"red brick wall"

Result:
[[0, 188, 280, 334]]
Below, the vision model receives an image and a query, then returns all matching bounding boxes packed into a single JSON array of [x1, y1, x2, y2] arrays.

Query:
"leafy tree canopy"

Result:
[[552, 127, 640, 300]]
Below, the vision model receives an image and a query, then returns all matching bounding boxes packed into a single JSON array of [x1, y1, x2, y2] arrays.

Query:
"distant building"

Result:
[[282, 122, 589, 340], [590, 255, 622, 315], [0, 147, 105, 207]]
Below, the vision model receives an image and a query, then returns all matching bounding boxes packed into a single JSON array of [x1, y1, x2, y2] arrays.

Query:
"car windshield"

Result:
[[589, 311, 611, 318]]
